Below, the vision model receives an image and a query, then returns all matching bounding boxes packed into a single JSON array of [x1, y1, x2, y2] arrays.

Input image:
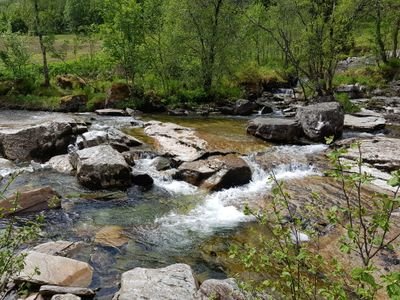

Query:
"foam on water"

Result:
[[155, 149, 322, 239], [134, 158, 198, 195]]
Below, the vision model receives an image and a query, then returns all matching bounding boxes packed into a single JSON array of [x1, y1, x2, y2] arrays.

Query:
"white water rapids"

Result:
[[133, 144, 327, 245]]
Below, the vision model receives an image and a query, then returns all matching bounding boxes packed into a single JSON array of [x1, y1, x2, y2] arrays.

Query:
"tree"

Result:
[[101, 0, 145, 86], [373, 0, 400, 64], [64, 0, 87, 33], [171, 0, 239, 96], [250, 0, 369, 98], [0, 32, 30, 81]]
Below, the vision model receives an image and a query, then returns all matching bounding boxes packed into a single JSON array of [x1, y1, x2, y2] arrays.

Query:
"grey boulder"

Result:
[[247, 117, 303, 143], [112, 264, 198, 300], [296, 102, 344, 142], [72, 145, 132, 189]]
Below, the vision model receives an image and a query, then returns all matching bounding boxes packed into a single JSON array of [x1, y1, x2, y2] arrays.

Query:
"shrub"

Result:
[[0, 174, 42, 294], [230, 141, 400, 299], [336, 93, 361, 114]]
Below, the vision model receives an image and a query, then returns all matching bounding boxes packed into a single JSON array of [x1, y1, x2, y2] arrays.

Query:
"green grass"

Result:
[[0, 34, 102, 64], [333, 66, 386, 89]]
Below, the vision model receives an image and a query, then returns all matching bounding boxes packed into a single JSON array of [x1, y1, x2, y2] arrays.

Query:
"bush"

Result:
[[334, 67, 386, 90], [380, 58, 400, 81], [0, 174, 42, 294], [336, 93, 361, 113], [230, 141, 400, 299]]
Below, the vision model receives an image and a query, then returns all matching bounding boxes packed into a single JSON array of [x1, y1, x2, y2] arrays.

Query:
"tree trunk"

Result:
[[33, 0, 50, 87], [392, 17, 400, 59], [375, 0, 387, 64]]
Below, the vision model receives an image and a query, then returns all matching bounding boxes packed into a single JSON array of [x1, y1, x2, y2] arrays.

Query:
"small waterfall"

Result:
[[134, 158, 198, 195], [153, 148, 323, 240]]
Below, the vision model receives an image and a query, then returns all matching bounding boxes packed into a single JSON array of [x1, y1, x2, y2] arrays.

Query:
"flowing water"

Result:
[[1, 112, 328, 299]]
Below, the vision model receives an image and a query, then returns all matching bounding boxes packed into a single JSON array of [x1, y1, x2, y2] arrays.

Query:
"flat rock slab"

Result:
[[73, 145, 132, 189], [113, 264, 197, 300], [40, 285, 95, 298], [344, 115, 386, 132], [338, 137, 400, 172], [144, 121, 208, 162], [17, 251, 93, 287], [247, 117, 303, 143], [95, 109, 127, 116], [0, 187, 60, 216]]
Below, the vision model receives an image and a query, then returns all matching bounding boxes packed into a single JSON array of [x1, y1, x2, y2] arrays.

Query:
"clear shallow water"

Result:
[[0, 112, 327, 299], [6, 148, 322, 299], [130, 114, 271, 154]]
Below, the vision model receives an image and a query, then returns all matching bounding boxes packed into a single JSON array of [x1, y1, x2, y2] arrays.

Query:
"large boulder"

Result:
[[344, 115, 386, 132], [0, 121, 75, 161], [234, 99, 258, 116], [144, 121, 208, 162], [247, 117, 303, 143], [175, 154, 252, 191], [59, 95, 88, 113], [17, 251, 93, 287], [105, 83, 131, 108], [0, 187, 60, 216], [72, 145, 132, 189], [112, 264, 198, 300], [296, 102, 344, 142], [0, 114, 84, 162]]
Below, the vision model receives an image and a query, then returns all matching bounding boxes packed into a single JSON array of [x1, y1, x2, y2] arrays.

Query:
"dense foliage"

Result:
[[0, 0, 399, 107]]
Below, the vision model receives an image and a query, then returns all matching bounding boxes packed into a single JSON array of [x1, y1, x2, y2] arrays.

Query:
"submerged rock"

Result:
[[176, 154, 252, 191], [247, 117, 303, 143], [296, 102, 344, 142], [17, 251, 93, 287], [112, 264, 197, 300], [0, 187, 60, 216], [144, 121, 208, 162], [73, 145, 132, 189], [95, 226, 129, 248]]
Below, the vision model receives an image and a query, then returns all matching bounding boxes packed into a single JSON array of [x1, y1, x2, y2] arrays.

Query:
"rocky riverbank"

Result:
[[0, 91, 399, 299]]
